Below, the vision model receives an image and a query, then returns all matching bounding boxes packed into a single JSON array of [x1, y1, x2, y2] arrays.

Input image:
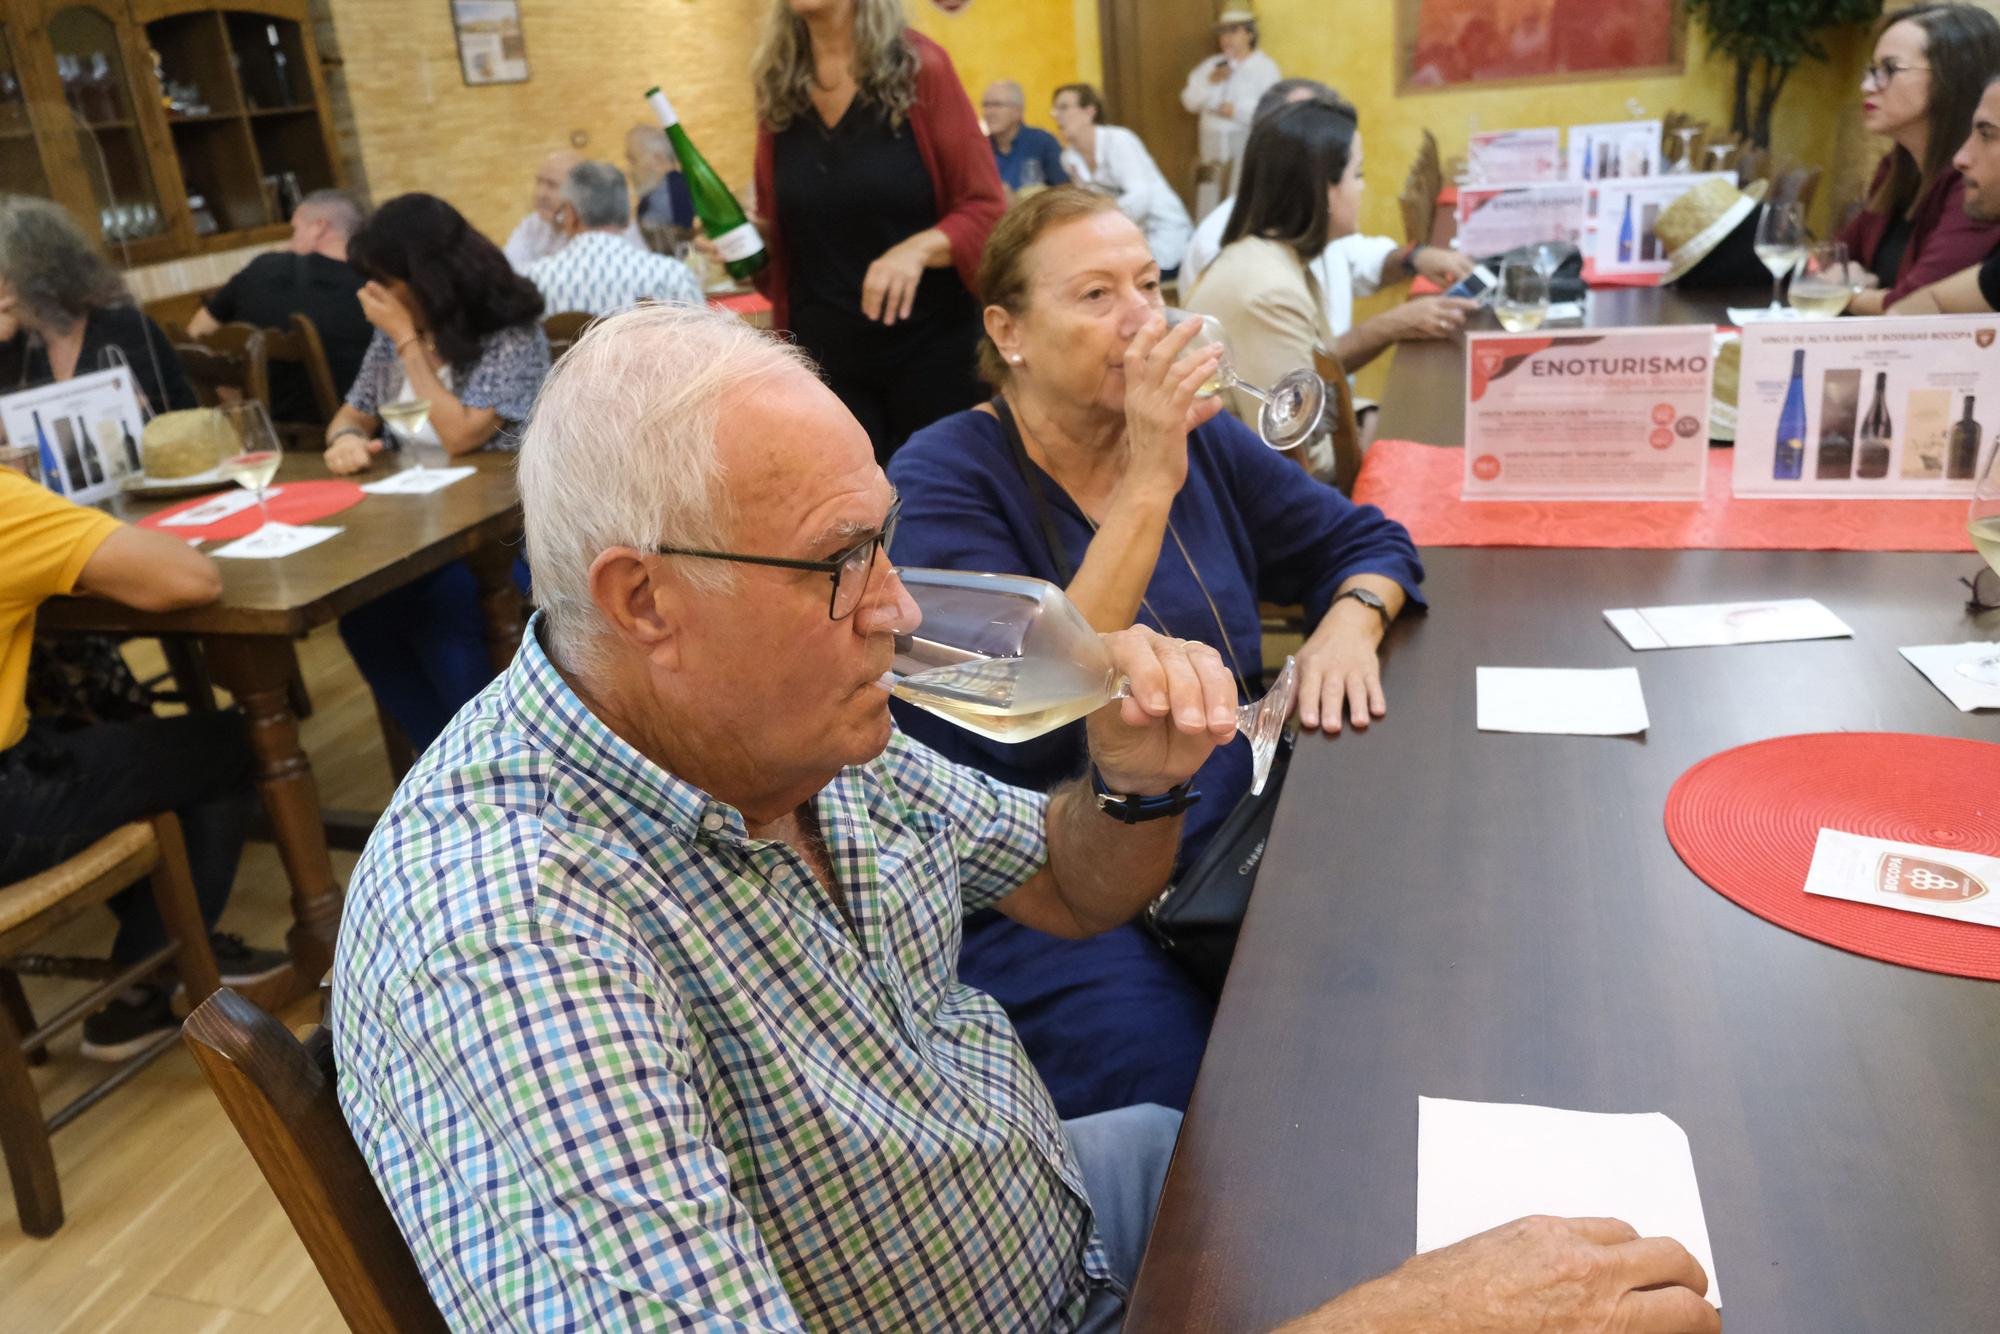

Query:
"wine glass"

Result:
[[378, 397, 436, 471], [1753, 201, 1807, 316], [1962, 437, 2000, 684], [214, 400, 284, 531], [1673, 127, 1700, 175], [1532, 242, 1563, 280], [1788, 242, 1856, 317], [1495, 254, 1550, 332], [887, 568, 1299, 796], [1161, 308, 1329, 452]]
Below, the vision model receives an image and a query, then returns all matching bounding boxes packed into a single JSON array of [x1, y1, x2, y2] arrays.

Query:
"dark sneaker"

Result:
[[208, 932, 290, 987], [79, 987, 177, 1062]]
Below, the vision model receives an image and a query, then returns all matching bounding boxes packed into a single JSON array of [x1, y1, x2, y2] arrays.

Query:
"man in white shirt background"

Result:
[[526, 161, 704, 319], [1180, 7, 1283, 219], [503, 149, 646, 275]]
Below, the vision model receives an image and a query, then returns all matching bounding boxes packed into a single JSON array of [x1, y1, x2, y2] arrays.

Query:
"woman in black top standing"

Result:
[[749, 0, 1004, 461]]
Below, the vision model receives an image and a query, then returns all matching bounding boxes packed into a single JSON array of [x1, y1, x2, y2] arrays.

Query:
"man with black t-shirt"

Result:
[[1892, 74, 2000, 315], [188, 190, 372, 418]]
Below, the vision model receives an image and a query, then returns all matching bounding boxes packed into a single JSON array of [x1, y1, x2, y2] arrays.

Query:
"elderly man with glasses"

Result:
[[330, 304, 1717, 1334]]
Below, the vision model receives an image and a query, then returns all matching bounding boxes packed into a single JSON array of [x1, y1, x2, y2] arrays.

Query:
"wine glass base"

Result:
[[1258, 371, 1328, 452], [1240, 655, 1298, 796], [1955, 655, 2000, 686]]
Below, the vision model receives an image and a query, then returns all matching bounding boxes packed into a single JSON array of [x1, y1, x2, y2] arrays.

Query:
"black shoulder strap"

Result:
[[990, 395, 1076, 585]]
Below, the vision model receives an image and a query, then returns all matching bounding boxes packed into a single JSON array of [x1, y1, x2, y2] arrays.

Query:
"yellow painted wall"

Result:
[[903, 0, 1085, 133]]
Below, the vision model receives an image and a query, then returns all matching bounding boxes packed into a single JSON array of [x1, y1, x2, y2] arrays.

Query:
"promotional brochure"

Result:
[[1454, 182, 1589, 258], [1566, 120, 1663, 181], [0, 367, 147, 506], [1590, 173, 1735, 277], [1467, 127, 1563, 183]]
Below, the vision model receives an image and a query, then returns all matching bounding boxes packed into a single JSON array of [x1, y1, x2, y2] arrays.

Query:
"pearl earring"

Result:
[[1010, 354, 1024, 365]]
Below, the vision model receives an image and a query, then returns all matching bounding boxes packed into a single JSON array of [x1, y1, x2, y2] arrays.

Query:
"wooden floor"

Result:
[[0, 626, 397, 1331]]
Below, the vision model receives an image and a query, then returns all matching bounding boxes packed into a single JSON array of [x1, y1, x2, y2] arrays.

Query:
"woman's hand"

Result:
[[861, 235, 935, 326], [1121, 315, 1222, 495], [1413, 247, 1477, 286], [1382, 295, 1478, 343], [323, 433, 384, 475], [1294, 602, 1387, 733], [358, 281, 417, 345]]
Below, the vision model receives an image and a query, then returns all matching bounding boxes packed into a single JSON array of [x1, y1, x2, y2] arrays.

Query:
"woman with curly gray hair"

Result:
[[749, 0, 1003, 461], [0, 195, 194, 415]]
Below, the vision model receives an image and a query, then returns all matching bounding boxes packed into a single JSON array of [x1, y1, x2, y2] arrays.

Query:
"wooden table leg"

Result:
[[203, 634, 342, 993], [465, 535, 527, 674]]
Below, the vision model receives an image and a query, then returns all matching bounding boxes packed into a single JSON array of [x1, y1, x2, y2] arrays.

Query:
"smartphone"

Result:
[[1445, 264, 1497, 302]]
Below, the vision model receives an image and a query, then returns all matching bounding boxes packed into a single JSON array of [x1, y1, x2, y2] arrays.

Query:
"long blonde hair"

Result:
[[751, 0, 919, 133]]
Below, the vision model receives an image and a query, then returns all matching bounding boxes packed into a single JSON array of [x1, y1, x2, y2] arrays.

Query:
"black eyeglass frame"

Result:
[[1964, 566, 2000, 611], [648, 496, 901, 621]]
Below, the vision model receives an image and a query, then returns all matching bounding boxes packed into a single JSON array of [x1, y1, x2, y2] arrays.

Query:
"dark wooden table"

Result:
[[38, 452, 525, 1005], [1374, 285, 1769, 447], [1126, 547, 2000, 1332]]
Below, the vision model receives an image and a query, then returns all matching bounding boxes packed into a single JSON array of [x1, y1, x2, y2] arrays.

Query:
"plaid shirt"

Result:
[[332, 617, 1114, 1331], [526, 230, 706, 320]]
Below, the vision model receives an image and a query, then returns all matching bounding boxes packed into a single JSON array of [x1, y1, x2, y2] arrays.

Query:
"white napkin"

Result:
[[360, 466, 476, 495], [1604, 598, 1852, 650], [158, 487, 282, 527], [1476, 667, 1649, 735], [210, 522, 342, 560], [1899, 643, 2000, 711]]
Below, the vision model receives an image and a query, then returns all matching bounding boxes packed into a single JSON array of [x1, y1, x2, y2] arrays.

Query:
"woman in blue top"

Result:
[[888, 185, 1423, 1117]]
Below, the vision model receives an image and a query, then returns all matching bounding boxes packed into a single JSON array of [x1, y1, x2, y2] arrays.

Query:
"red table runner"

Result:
[[1351, 439, 1976, 552]]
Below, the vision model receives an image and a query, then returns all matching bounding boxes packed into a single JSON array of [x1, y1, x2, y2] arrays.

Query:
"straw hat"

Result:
[[1659, 177, 1769, 287], [1216, 6, 1258, 27]]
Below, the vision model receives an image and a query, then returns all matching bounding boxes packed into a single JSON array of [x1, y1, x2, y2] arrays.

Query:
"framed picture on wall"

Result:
[[1398, 0, 1685, 93], [452, 0, 531, 86]]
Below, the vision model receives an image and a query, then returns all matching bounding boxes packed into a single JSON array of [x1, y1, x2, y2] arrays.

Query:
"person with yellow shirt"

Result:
[[0, 468, 285, 1059]]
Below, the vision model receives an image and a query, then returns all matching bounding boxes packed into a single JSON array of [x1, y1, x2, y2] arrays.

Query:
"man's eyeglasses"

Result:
[[1966, 566, 2000, 611], [650, 496, 901, 621], [1863, 59, 1929, 88]]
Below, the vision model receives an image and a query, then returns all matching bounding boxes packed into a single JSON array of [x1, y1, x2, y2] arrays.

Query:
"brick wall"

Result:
[[323, 0, 766, 247]]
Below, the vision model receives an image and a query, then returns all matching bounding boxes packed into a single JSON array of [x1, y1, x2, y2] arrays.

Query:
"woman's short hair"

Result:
[[974, 185, 1120, 387], [752, 0, 918, 133], [1870, 3, 2000, 218], [0, 195, 126, 334], [1052, 83, 1106, 125], [1220, 96, 1359, 264], [347, 193, 544, 370]]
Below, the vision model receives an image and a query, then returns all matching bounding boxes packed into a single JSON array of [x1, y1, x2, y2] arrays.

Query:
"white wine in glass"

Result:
[[214, 400, 283, 529], [1753, 201, 1807, 315], [1788, 241, 1856, 317], [1161, 308, 1329, 452], [1494, 253, 1549, 332], [887, 568, 1299, 796], [379, 398, 435, 470], [1961, 431, 2000, 685]]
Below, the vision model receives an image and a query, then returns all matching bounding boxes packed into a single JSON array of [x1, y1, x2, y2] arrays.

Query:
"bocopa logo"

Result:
[[1877, 853, 1988, 903]]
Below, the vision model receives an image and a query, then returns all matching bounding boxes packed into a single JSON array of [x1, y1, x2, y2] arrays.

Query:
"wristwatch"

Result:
[[1333, 587, 1393, 634], [1400, 245, 1424, 276], [1091, 766, 1201, 824]]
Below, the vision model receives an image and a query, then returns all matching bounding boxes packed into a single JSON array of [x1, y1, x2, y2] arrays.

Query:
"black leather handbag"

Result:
[[992, 397, 1289, 999]]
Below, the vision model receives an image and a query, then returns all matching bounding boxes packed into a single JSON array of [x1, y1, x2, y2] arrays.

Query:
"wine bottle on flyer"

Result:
[[1773, 349, 1807, 480], [1948, 395, 1982, 480], [1856, 371, 1892, 479]]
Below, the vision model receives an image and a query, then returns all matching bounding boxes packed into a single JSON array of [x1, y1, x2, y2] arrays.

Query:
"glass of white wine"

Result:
[[378, 397, 436, 471], [1961, 435, 2000, 684], [1494, 253, 1550, 332], [214, 400, 283, 531], [1788, 242, 1857, 317], [1754, 200, 1807, 316], [886, 567, 1299, 797], [1161, 308, 1329, 453]]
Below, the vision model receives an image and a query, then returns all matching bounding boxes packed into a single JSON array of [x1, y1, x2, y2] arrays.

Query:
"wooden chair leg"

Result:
[[0, 998, 62, 1236], [147, 814, 222, 1007], [0, 972, 45, 1066]]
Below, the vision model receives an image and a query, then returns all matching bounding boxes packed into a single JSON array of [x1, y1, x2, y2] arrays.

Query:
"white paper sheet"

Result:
[[359, 465, 476, 495], [1726, 306, 1802, 325], [157, 486, 283, 527], [1476, 667, 1648, 735], [1899, 643, 2000, 711], [1417, 1096, 1720, 1309], [210, 522, 342, 560], [1802, 828, 2000, 928], [1603, 598, 1853, 650]]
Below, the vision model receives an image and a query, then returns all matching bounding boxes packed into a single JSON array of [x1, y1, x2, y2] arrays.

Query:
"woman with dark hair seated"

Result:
[[321, 193, 549, 749], [887, 185, 1423, 1117]]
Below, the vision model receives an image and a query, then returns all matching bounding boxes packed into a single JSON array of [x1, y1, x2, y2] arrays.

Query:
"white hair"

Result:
[[518, 303, 813, 677]]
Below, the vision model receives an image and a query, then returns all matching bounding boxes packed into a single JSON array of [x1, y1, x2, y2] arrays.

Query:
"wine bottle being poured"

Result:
[[646, 86, 769, 283]]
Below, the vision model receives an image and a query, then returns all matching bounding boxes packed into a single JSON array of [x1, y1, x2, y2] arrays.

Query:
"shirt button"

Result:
[[701, 811, 724, 832]]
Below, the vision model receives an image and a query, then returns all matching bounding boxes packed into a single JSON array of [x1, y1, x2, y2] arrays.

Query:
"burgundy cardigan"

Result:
[[753, 31, 1005, 333], [1839, 155, 2000, 305]]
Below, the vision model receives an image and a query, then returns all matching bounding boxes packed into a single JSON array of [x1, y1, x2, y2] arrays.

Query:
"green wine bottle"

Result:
[[645, 86, 768, 282]]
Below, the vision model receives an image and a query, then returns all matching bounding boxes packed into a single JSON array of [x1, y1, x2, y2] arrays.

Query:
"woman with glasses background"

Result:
[[1839, 3, 2000, 315]]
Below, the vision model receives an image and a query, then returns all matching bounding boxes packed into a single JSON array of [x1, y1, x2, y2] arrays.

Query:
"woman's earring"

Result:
[[1010, 354, 1024, 365]]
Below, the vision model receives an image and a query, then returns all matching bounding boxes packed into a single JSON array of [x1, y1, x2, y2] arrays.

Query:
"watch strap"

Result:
[[1333, 587, 1393, 634], [1091, 766, 1201, 824]]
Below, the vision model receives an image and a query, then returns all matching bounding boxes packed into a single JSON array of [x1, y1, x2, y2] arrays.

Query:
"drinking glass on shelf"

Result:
[[1495, 253, 1550, 332], [1753, 200, 1807, 315], [888, 567, 1300, 795], [1788, 242, 1858, 317], [1962, 438, 2000, 684], [214, 401, 284, 530], [1160, 308, 1329, 452], [378, 397, 438, 471]]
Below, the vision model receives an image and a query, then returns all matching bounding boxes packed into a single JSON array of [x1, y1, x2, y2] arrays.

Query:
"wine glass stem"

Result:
[[255, 485, 270, 528], [1234, 379, 1272, 406], [1771, 271, 1784, 311]]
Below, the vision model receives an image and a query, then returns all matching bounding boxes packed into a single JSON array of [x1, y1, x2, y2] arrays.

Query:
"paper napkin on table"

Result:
[[1604, 598, 1852, 650], [360, 466, 476, 495], [158, 487, 281, 526], [1476, 667, 1649, 735], [1803, 828, 2000, 928], [211, 522, 342, 560]]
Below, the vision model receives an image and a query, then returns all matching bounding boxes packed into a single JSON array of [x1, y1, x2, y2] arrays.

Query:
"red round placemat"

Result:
[[137, 479, 366, 541], [1665, 733, 2000, 981]]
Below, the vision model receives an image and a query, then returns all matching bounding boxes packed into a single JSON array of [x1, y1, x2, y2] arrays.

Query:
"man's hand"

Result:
[[1381, 295, 1479, 343], [1280, 1215, 1718, 1334], [1085, 627, 1238, 796], [1412, 247, 1477, 287], [1208, 60, 1231, 84]]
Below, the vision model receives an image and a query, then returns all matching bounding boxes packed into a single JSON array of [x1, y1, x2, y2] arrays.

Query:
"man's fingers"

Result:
[[1615, 1284, 1721, 1334], [1562, 1216, 1643, 1246], [1612, 1236, 1709, 1300]]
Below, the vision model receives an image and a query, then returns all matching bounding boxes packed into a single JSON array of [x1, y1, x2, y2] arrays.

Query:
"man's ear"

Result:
[[588, 548, 681, 669]]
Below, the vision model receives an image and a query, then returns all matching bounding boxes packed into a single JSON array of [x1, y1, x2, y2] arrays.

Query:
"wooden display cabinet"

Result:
[[5, 0, 343, 266]]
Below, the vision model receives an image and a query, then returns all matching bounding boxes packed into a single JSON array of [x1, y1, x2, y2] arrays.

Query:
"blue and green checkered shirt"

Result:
[[332, 617, 1115, 1330]]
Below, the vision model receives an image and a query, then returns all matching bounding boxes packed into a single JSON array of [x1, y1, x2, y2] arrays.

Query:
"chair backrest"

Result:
[[247, 314, 343, 448], [542, 310, 594, 360], [182, 988, 448, 1334], [1310, 346, 1366, 496], [172, 341, 252, 408]]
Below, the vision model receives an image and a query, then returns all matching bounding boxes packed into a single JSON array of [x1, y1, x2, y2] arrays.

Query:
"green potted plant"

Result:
[[1687, 0, 1882, 146]]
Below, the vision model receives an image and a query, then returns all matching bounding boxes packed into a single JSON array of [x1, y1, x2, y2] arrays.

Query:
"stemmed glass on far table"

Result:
[[1753, 199, 1808, 317], [1787, 241, 1864, 317], [1162, 308, 1330, 452], [378, 397, 440, 471], [213, 400, 284, 531]]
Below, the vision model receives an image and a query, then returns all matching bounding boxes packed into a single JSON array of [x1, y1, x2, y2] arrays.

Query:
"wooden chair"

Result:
[[183, 988, 448, 1333], [543, 310, 595, 361], [248, 313, 343, 451], [1310, 345, 1367, 497], [173, 333, 255, 408], [0, 814, 222, 1236]]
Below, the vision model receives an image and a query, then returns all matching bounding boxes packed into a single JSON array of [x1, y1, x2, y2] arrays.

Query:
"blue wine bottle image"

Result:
[[1617, 195, 1636, 264], [1773, 348, 1807, 480]]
